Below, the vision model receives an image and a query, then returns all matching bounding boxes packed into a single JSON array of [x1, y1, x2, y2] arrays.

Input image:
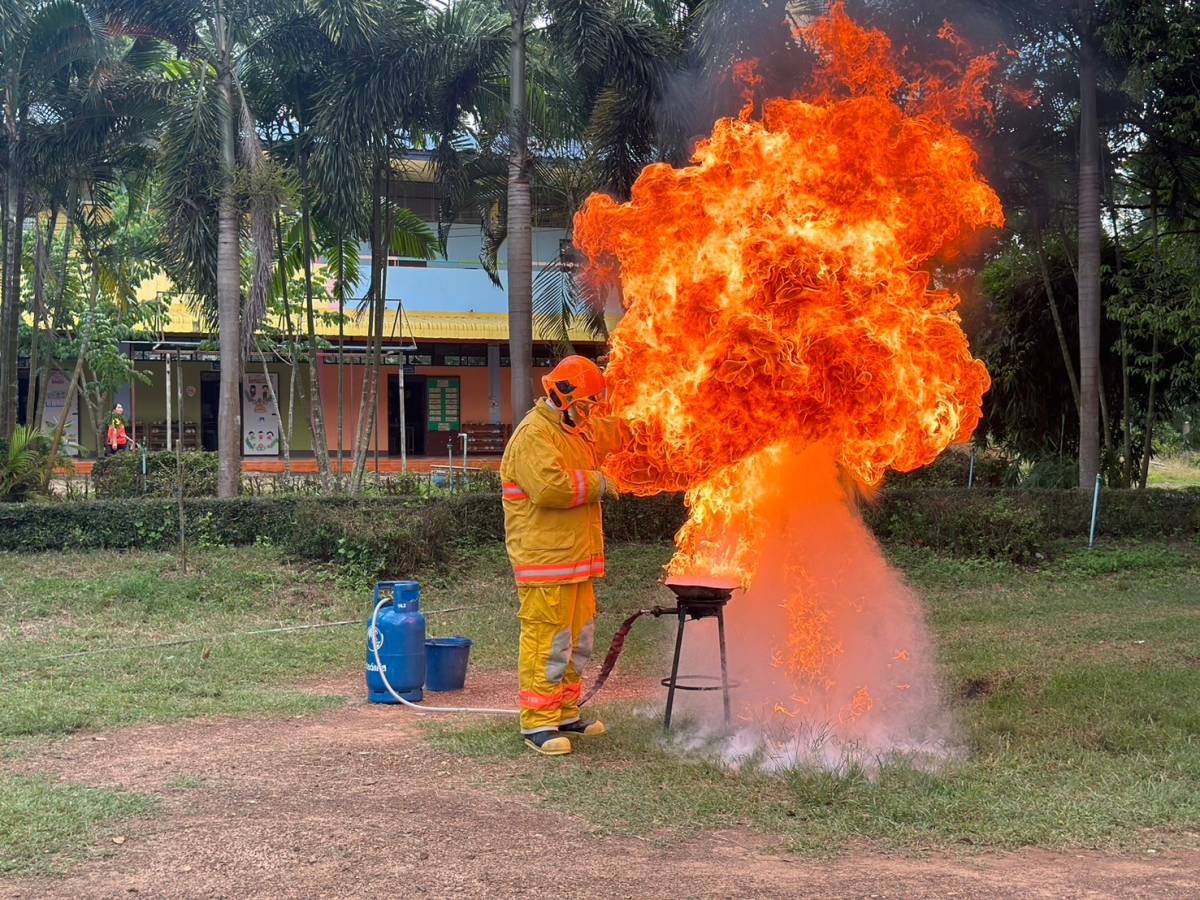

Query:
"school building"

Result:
[[41, 270, 610, 463], [31, 154, 615, 462]]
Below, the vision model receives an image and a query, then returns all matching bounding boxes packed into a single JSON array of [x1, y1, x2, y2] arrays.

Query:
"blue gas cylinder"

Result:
[[366, 581, 426, 703]]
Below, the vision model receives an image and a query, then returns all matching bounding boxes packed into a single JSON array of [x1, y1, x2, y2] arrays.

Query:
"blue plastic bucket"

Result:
[[425, 636, 473, 692]]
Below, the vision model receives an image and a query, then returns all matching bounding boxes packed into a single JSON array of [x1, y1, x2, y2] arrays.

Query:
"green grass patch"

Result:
[[0, 546, 368, 740], [429, 540, 1200, 853], [0, 772, 156, 876], [1149, 457, 1200, 489], [5, 539, 1200, 859], [165, 774, 207, 791], [1051, 543, 1194, 577], [0, 544, 675, 743]]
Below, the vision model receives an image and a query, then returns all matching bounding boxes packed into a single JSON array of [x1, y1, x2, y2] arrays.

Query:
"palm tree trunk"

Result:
[[298, 146, 332, 487], [351, 158, 384, 491], [3, 182, 25, 438], [0, 169, 23, 440], [1, 83, 19, 441], [215, 20, 242, 498], [1076, 4, 1103, 489], [286, 355, 297, 474], [25, 208, 53, 425], [270, 209, 295, 476], [507, 1, 534, 422], [374, 154, 394, 479], [337, 225, 345, 483], [0, 172, 7, 436], [38, 201, 76, 431]]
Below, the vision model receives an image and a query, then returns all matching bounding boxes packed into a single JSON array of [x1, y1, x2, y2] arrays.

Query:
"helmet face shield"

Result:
[[562, 396, 600, 433], [542, 356, 607, 433]]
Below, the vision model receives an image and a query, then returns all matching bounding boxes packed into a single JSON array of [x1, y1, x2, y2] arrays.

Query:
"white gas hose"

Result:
[[370, 597, 518, 715]]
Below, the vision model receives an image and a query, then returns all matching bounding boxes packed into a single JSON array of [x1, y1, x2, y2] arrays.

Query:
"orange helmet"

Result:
[[542, 355, 606, 433]]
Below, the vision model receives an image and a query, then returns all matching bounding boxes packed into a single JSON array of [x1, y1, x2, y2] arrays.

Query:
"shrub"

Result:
[[864, 490, 1046, 563], [1035, 486, 1200, 538], [92, 451, 219, 499], [604, 492, 688, 542], [1, 488, 1198, 567], [0, 427, 58, 502], [460, 467, 502, 495], [1019, 458, 1079, 489], [281, 494, 503, 580], [888, 449, 1015, 489]]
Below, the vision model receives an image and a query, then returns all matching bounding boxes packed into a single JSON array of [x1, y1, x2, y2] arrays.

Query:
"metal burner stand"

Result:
[[661, 584, 735, 730]]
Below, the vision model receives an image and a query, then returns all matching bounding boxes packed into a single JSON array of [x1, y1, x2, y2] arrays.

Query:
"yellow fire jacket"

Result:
[[500, 401, 624, 585]]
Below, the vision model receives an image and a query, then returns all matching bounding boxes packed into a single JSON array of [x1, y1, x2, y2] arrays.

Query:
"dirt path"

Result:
[[3, 673, 1198, 900]]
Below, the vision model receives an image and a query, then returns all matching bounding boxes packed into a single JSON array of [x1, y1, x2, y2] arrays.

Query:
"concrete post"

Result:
[[488, 342, 502, 425]]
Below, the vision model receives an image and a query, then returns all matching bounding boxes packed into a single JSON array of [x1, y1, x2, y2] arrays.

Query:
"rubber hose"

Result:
[[580, 609, 650, 706]]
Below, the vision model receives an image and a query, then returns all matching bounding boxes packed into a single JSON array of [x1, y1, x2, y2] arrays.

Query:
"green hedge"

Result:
[[887, 450, 1014, 489], [1, 488, 1197, 570], [864, 487, 1200, 553], [0, 496, 419, 553], [91, 451, 219, 499], [863, 491, 1047, 563]]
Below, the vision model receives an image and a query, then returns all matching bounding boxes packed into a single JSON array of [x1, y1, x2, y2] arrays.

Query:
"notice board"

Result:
[[427, 377, 461, 432], [242, 372, 281, 456]]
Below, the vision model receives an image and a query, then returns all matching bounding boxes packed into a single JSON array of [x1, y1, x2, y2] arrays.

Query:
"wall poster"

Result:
[[242, 373, 280, 456], [42, 371, 79, 455]]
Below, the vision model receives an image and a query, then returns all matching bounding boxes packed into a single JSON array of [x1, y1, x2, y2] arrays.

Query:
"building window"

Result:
[[433, 343, 487, 367], [497, 343, 603, 367], [403, 343, 433, 366]]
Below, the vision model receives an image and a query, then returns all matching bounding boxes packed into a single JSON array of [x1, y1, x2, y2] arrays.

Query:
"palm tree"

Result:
[[241, 0, 370, 487], [502, 0, 534, 420], [439, 0, 682, 386], [105, 0, 285, 496], [0, 0, 108, 439], [312, 0, 459, 490], [0, 425, 56, 500]]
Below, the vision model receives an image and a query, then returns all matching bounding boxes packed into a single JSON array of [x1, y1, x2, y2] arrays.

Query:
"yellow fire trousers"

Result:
[[517, 580, 597, 734]]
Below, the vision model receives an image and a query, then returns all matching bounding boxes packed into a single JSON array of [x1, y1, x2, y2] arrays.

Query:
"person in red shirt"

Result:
[[106, 403, 129, 454]]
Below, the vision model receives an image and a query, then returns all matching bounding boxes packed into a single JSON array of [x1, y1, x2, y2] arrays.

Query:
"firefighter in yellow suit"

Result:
[[501, 356, 627, 756]]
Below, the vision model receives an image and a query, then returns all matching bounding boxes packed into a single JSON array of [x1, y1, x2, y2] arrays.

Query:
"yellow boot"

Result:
[[524, 730, 572, 756]]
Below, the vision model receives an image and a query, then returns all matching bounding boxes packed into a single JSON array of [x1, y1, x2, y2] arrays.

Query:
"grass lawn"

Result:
[[2, 538, 1200, 870], [1148, 456, 1200, 488], [0, 542, 670, 874], [431, 541, 1200, 853]]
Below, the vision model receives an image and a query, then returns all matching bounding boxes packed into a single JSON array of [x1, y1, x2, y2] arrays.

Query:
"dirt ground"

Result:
[[3, 673, 1198, 900]]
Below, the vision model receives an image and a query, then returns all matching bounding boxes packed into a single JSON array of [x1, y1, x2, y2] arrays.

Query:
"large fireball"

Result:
[[573, 4, 1005, 754]]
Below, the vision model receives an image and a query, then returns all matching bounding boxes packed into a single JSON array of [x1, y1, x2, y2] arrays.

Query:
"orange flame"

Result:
[[574, 5, 1002, 739], [577, 4, 1000, 563]]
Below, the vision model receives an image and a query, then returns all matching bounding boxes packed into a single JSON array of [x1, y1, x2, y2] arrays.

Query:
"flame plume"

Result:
[[574, 5, 1004, 761]]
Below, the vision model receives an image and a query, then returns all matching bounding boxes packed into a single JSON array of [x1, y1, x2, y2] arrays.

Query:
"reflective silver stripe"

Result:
[[545, 629, 572, 683], [573, 622, 595, 673], [571, 469, 586, 507], [513, 561, 596, 581]]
